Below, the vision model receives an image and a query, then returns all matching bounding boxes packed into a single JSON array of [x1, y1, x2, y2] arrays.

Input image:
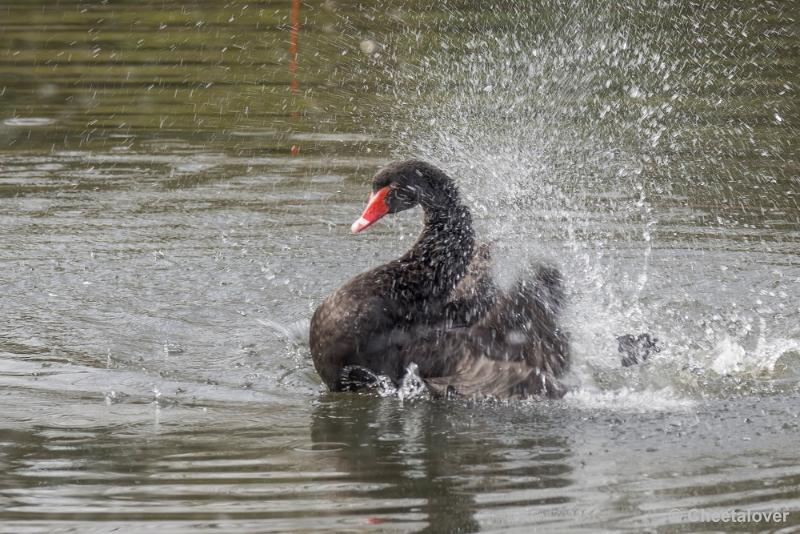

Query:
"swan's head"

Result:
[[351, 160, 454, 233]]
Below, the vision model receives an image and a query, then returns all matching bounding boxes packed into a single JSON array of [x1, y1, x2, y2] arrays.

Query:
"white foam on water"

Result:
[[397, 363, 429, 402], [564, 385, 695, 412], [705, 335, 800, 377]]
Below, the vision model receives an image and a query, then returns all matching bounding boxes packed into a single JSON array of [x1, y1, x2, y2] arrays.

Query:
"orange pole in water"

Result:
[[289, 0, 300, 155]]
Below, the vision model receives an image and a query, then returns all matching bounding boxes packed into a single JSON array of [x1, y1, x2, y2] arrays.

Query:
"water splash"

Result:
[[397, 362, 429, 402], [381, 0, 800, 404], [564, 386, 694, 412]]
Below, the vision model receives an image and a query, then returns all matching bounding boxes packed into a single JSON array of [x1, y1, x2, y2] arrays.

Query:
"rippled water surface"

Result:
[[1, 0, 799, 532]]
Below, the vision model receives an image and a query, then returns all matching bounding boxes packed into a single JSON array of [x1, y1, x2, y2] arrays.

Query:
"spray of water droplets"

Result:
[[373, 0, 800, 403]]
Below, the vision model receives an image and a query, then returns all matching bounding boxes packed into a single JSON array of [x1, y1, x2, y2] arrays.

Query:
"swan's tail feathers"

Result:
[[425, 356, 566, 400]]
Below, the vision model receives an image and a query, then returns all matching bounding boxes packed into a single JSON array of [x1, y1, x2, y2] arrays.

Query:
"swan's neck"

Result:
[[399, 201, 475, 300]]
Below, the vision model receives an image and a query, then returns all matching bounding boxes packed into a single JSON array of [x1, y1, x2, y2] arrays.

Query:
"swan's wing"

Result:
[[477, 265, 570, 374], [445, 242, 497, 326]]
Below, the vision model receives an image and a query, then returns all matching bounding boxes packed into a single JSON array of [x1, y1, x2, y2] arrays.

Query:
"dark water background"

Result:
[[1, 1, 799, 532]]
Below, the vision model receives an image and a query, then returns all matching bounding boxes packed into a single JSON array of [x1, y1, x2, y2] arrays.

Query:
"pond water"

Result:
[[1, 0, 799, 532]]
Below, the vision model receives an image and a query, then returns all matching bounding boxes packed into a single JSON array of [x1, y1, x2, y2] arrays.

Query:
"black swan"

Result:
[[309, 160, 570, 399]]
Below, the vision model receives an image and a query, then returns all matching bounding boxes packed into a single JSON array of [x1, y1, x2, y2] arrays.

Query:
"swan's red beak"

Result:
[[351, 185, 390, 233]]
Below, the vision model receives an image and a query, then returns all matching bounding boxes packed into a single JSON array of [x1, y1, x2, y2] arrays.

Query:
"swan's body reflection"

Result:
[[310, 394, 574, 532]]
